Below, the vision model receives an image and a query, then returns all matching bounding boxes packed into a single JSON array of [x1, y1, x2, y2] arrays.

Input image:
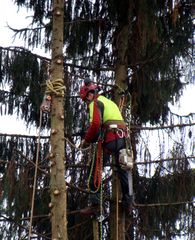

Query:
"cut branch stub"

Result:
[[53, 189, 60, 196]]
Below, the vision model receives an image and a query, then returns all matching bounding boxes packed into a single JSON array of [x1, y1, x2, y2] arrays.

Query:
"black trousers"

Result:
[[89, 138, 130, 205]]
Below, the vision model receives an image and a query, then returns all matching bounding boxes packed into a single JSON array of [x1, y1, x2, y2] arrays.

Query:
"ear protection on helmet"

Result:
[[79, 82, 98, 101]]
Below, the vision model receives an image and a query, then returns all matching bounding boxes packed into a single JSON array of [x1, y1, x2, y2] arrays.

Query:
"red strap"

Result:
[[93, 139, 103, 189]]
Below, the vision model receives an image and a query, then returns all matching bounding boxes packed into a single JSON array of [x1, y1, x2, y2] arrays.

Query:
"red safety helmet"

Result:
[[79, 83, 98, 101]]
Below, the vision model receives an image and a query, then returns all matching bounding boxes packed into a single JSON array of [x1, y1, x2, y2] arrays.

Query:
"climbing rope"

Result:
[[115, 84, 126, 112], [28, 110, 43, 240], [65, 137, 104, 240], [93, 139, 103, 190], [87, 144, 101, 193], [45, 78, 66, 97], [88, 142, 104, 240], [64, 137, 103, 195], [119, 95, 125, 112], [99, 171, 104, 240], [86, 142, 104, 240], [94, 139, 104, 240]]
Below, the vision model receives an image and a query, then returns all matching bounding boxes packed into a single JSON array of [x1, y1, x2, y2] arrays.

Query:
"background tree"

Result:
[[0, 0, 194, 239]]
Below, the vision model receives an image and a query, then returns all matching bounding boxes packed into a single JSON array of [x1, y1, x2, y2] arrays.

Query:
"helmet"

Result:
[[79, 83, 98, 101]]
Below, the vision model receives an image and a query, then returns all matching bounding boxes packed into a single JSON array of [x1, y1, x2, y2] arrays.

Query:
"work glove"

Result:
[[79, 139, 90, 149]]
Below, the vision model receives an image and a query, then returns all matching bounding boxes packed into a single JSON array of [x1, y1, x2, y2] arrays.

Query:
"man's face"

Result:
[[85, 92, 94, 103]]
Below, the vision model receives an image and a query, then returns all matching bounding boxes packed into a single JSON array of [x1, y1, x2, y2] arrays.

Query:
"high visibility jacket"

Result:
[[84, 95, 125, 143]]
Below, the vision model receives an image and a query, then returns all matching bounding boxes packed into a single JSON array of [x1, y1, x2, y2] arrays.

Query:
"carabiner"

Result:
[[117, 128, 124, 138]]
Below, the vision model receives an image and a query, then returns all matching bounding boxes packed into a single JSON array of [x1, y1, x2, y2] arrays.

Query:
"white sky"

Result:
[[0, 0, 48, 134], [0, 0, 194, 135], [170, 83, 195, 115], [0, 0, 32, 47]]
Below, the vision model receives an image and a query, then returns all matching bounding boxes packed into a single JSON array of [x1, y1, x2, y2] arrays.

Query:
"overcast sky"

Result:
[[0, 0, 194, 134], [0, 0, 31, 46], [0, 1, 40, 134]]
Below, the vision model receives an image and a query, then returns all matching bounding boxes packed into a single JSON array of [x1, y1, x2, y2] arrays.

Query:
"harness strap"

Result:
[[103, 120, 126, 128], [103, 120, 128, 139]]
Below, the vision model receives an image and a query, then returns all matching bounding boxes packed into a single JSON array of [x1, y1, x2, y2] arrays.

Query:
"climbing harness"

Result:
[[116, 128, 125, 138]]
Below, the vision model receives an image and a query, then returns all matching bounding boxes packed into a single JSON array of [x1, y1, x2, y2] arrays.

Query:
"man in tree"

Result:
[[79, 79, 132, 215]]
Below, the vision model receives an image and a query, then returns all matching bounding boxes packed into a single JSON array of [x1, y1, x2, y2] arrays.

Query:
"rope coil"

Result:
[[45, 78, 66, 97], [87, 144, 100, 193]]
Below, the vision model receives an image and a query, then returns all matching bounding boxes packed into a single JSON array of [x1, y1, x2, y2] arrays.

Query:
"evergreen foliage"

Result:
[[0, 47, 49, 126], [0, 134, 50, 239]]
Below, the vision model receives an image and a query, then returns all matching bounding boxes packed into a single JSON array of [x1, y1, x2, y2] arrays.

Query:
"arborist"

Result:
[[79, 78, 133, 215]]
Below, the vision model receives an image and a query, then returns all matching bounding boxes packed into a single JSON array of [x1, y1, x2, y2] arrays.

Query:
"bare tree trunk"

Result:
[[114, 25, 129, 106], [49, 0, 68, 239], [110, 165, 126, 240], [110, 22, 129, 240]]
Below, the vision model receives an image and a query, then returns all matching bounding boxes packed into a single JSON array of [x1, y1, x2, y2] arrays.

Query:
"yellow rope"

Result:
[[119, 96, 125, 112], [87, 144, 100, 193], [45, 78, 66, 97], [28, 110, 43, 240]]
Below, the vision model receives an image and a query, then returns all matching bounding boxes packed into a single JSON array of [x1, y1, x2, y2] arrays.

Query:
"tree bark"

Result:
[[110, 165, 125, 240], [110, 21, 130, 240], [49, 0, 68, 239]]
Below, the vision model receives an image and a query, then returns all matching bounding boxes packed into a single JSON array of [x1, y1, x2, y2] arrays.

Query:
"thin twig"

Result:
[[134, 200, 195, 207]]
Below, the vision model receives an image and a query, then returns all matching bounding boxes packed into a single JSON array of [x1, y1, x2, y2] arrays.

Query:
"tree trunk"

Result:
[[110, 22, 130, 240], [49, 1, 68, 239], [114, 24, 129, 107], [110, 165, 125, 240]]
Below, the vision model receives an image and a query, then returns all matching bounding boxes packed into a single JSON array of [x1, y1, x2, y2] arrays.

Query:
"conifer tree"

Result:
[[0, 1, 194, 239]]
